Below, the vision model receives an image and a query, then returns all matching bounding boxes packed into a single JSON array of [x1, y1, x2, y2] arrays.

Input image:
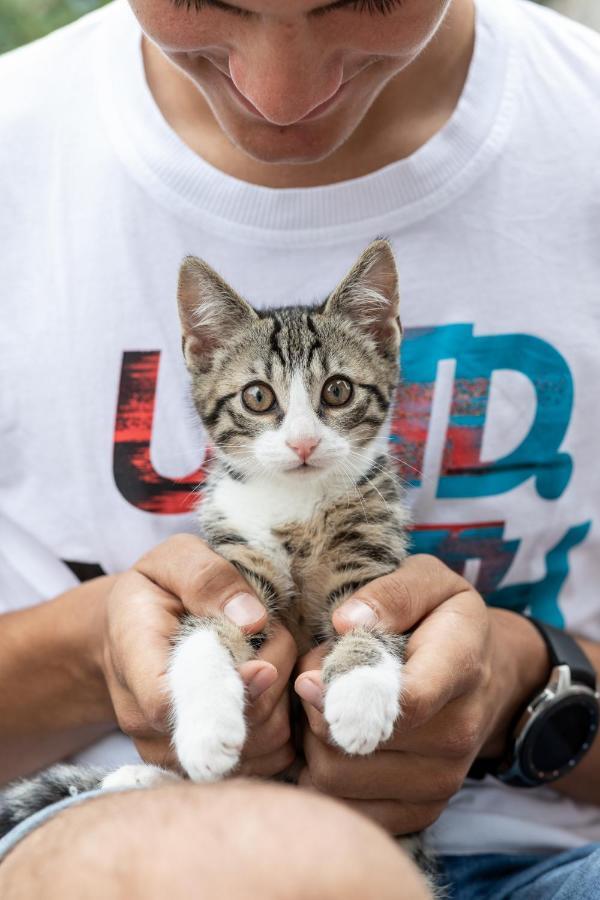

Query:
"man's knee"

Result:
[[0, 780, 432, 899]]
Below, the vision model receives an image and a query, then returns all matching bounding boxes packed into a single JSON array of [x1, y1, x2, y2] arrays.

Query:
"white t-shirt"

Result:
[[1, 0, 600, 857]]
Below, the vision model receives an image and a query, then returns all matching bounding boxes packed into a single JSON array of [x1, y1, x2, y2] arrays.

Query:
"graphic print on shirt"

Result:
[[112, 327, 591, 627], [113, 351, 209, 514]]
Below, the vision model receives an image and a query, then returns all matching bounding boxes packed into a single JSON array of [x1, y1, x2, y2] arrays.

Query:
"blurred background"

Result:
[[0, 0, 598, 54]]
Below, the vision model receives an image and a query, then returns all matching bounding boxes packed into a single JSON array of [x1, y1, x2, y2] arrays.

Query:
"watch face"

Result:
[[523, 691, 599, 782]]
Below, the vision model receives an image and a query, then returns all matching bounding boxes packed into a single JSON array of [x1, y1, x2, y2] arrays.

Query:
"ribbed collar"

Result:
[[96, 0, 518, 244]]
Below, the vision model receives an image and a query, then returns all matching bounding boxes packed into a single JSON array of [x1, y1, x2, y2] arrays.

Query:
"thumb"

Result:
[[331, 554, 467, 635], [135, 534, 268, 633]]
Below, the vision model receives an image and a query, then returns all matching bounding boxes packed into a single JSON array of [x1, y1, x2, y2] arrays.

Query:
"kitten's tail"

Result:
[[0, 764, 106, 838]]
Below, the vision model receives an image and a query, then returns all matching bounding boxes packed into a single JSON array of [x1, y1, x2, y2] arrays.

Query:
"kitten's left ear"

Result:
[[324, 240, 401, 358]]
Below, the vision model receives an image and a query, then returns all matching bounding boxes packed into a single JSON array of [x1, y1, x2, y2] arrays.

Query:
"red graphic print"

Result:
[[113, 351, 207, 514]]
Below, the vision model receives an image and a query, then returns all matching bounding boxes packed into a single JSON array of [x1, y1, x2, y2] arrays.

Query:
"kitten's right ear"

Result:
[[177, 257, 258, 372]]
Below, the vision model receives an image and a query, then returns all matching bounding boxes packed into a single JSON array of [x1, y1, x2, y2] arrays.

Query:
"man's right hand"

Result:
[[101, 534, 297, 778]]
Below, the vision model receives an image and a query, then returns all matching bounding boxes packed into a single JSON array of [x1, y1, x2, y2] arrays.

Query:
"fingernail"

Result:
[[247, 666, 277, 701], [336, 598, 378, 628], [224, 593, 265, 627], [295, 677, 324, 712]]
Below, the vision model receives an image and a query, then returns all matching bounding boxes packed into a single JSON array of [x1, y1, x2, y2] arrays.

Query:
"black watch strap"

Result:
[[527, 619, 596, 690]]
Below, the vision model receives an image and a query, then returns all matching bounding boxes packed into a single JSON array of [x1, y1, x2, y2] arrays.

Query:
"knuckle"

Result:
[[275, 743, 297, 773], [270, 708, 292, 749], [114, 709, 143, 738], [248, 699, 270, 726], [427, 767, 465, 801], [259, 683, 290, 724], [375, 573, 414, 622], [309, 762, 338, 795], [314, 717, 331, 742], [413, 553, 468, 595], [443, 718, 482, 760], [462, 645, 486, 684], [400, 691, 431, 732], [143, 697, 171, 733], [305, 748, 341, 796]]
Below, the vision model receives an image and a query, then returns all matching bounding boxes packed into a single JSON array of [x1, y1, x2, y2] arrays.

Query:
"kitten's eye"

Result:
[[321, 377, 353, 408], [241, 382, 276, 414]]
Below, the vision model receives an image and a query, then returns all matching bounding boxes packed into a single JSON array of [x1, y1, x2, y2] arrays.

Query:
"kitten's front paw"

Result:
[[101, 764, 182, 792], [324, 657, 402, 755], [170, 627, 246, 783]]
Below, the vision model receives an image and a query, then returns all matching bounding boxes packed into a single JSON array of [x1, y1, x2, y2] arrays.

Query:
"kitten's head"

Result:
[[177, 240, 401, 483]]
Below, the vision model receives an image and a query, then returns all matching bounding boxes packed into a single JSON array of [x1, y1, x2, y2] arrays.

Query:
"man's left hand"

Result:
[[294, 554, 549, 834]]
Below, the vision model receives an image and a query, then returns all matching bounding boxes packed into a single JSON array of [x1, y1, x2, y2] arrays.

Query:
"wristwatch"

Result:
[[469, 617, 600, 788]]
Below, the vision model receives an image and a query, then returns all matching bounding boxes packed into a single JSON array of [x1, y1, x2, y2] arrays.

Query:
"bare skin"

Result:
[[139, 0, 476, 186], [0, 781, 432, 900]]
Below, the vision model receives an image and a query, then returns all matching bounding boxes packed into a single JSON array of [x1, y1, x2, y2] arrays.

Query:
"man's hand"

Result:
[[102, 534, 297, 778], [294, 554, 549, 834]]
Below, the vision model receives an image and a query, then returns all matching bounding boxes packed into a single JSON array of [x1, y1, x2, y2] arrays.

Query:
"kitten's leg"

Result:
[[169, 542, 292, 783], [169, 616, 252, 783], [322, 628, 406, 755]]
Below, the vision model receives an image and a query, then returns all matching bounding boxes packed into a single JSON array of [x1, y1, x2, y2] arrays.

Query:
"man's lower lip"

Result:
[[224, 74, 346, 124]]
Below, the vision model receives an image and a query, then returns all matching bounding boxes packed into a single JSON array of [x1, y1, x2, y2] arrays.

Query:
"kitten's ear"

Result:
[[324, 240, 401, 358], [177, 256, 258, 372]]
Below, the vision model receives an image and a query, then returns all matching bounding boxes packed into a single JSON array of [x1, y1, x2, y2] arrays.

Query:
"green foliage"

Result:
[[0, 0, 110, 54]]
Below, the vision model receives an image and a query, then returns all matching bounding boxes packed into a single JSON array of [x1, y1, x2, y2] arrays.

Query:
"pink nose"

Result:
[[286, 437, 320, 463]]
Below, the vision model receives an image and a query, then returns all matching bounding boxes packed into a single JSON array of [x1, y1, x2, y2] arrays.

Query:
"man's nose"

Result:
[[229, 25, 342, 126], [286, 437, 321, 462]]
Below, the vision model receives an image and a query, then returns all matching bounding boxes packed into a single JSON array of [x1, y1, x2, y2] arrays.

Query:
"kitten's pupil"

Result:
[[322, 377, 353, 407], [242, 382, 276, 414]]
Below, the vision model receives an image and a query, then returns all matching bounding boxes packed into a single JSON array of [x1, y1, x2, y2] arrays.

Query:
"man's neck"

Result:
[[143, 0, 475, 189]]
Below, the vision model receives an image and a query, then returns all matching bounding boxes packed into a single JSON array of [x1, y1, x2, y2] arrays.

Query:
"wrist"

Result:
[[60, 575, 117, 725], [480, 608, 550, 758]]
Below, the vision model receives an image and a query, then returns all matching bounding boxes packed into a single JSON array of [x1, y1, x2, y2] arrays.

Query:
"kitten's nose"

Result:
[[286, 437, 320, 463]]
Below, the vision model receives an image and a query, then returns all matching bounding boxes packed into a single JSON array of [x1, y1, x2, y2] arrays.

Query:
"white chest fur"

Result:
[[210, 473, 338, 543]]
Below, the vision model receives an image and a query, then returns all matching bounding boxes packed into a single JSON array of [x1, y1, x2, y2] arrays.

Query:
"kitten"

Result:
[[1, 240, 413, 835]]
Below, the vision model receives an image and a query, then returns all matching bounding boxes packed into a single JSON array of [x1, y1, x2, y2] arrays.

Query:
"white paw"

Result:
[[324, 656, 402, 755], [169, 627, 246, 783], [101, 764, 182, 792]]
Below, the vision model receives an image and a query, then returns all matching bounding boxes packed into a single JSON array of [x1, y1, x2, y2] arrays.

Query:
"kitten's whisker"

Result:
[[335, 461, 356, 511], [347, 448, 421, 489], [338, 459, 370, 525], [345, 454, 393, 512]]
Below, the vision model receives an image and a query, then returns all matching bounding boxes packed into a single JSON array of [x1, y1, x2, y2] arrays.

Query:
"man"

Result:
[[1, 0, 599, 896]]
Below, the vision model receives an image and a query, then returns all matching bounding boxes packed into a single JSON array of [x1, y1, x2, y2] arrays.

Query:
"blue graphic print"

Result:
[[390, 325, 591, 626]]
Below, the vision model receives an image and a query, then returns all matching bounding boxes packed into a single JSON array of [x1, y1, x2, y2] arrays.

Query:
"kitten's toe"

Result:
[[324, 658, 402, 755], [170, 628, 246, 783], [101, 764, 182, 792], [174, 709, 246, 783]]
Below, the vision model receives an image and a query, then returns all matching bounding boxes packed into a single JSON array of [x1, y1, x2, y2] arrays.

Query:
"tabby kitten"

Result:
[[0, 240, 411, 825]]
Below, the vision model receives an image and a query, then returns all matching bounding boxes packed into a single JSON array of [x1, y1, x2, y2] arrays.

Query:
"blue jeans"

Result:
[[438, 846, 600, 899]]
